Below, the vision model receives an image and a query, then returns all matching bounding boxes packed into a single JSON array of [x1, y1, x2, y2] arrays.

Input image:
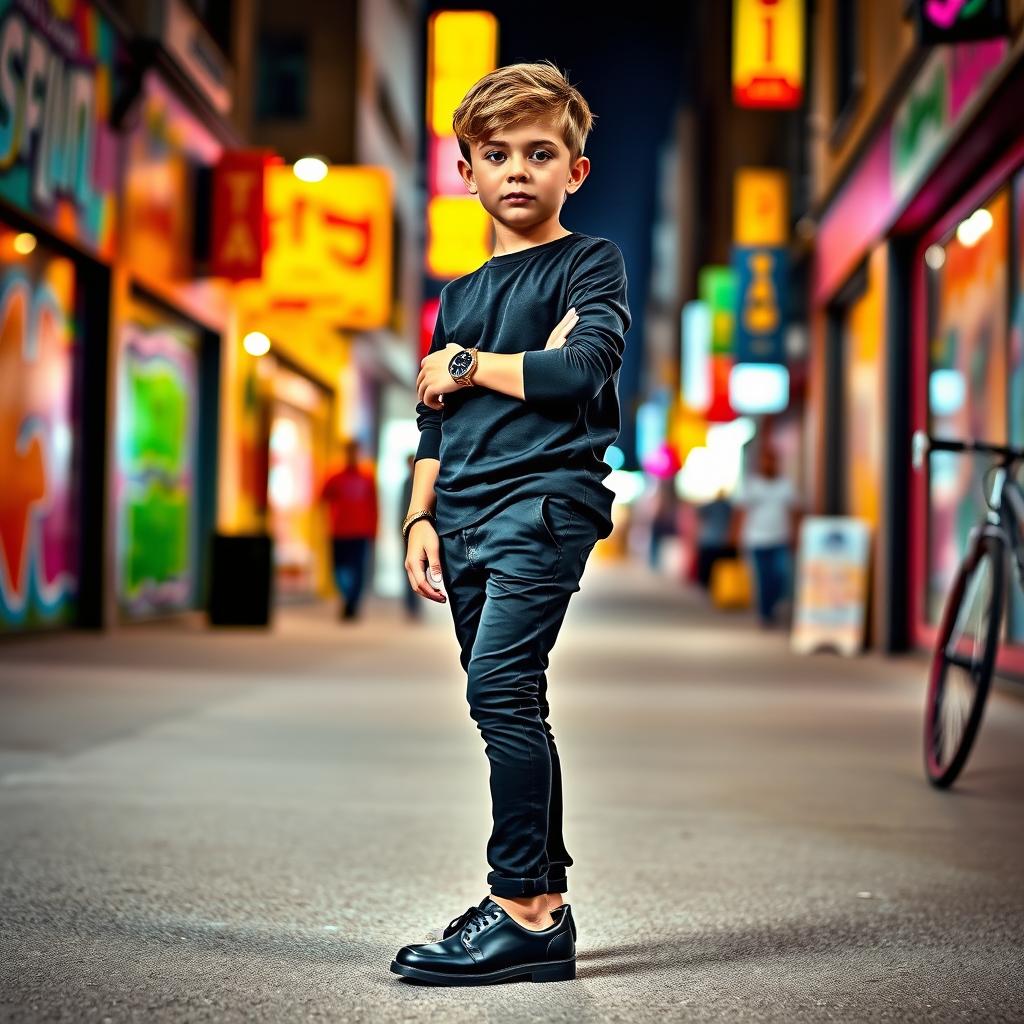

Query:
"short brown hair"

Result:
[[452, 60, 596, 166]]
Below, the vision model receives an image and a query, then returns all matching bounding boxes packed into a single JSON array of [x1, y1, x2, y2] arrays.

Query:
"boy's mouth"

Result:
[[503, 192, 534, 202]]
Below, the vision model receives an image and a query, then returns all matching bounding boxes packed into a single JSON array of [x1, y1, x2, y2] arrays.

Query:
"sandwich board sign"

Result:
[[791, 517, 871, 656]]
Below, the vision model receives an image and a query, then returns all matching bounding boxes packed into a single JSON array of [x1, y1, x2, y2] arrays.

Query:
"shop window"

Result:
[[269, 402, 316, 597], [265, 359, 331, 598], [256, 33, 309, 121], [825, 263, 866, 516], [115, 299, 203, 619], [828, 256, 884, 528], [925, 188, 1009, 625]]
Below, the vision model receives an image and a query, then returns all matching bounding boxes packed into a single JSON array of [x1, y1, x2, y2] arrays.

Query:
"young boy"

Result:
[[391, 60, 630, 986]]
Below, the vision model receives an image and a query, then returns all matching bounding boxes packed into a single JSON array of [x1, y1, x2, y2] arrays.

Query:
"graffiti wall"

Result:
[[115, 312, 199, 618], [0, 0, 120, 259], [0, 226, 79, 629]]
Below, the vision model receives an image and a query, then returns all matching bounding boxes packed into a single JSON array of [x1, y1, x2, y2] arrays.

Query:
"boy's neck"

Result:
[[491, 220, 573, 258]]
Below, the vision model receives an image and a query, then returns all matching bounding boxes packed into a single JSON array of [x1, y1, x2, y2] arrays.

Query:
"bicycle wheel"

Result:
[[924, 532, 1004, 788]]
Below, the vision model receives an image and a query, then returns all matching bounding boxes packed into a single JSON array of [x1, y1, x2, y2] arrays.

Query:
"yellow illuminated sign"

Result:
[[427, 196, 493, 279], [733, 0, 804, 110], [734, 168, 789, 246], [239, 166, 392, 330], [427, 11, 499, 138]]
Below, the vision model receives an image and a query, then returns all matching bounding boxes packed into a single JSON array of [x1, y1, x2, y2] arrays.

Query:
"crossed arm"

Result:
[[414, 239, 630, 462], [416, 307, 579, 406]]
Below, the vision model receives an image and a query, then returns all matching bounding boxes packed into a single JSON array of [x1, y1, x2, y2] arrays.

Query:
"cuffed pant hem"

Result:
[[488, 872, 569, 897]]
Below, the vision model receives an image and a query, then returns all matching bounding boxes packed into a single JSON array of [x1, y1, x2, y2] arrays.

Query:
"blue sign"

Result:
[[731, 245, 788, 364]]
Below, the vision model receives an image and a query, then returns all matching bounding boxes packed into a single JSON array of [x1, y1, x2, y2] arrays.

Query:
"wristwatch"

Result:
[[448, 346, 479, 387]]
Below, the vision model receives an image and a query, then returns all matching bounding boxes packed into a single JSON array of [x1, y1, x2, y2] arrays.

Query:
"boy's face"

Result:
[[458, 118, 589, 229]]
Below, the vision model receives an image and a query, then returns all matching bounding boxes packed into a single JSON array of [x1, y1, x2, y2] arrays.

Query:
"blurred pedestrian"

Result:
[[731, 445, 799, 628], [399, 453, 420, 620], [695, 489, 735, 588], [318, 438, 378, 621], [647, 475, 679, 571]]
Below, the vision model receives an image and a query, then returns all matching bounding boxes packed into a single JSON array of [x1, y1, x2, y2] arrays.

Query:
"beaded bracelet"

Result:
[[403, 509, 436, 541]]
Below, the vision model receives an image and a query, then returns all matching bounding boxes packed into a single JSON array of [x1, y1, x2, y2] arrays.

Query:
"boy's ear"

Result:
[[566, 156, 591, 194], [457, 158, 477, 194]]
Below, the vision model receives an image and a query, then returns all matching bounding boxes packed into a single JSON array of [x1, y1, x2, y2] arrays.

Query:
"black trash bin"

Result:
[[207, 532, 274, 627]]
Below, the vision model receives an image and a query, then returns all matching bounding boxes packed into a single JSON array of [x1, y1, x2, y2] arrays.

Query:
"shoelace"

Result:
[[459, 904, 500, 938], [424, 903, 499, 943]]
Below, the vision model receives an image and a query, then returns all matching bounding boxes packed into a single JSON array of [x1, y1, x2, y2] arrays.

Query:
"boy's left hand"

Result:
[[417, 343, 464, 410]]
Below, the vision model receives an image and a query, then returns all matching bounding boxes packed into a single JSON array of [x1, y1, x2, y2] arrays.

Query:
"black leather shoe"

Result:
[[426, 898, 576, 943], [556, 904, 576, 941], [391, 897, 575, 985]]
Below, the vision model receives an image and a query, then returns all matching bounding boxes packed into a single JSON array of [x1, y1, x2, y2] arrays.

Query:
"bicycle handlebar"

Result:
[[912, 430, 1024, 470]]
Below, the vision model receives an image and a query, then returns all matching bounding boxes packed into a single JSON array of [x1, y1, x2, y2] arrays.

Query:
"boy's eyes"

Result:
[[484, 150, 553, 163]]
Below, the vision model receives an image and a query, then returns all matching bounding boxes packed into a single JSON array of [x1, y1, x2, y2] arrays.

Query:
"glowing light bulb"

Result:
[[955, 207, 994, 248], [243, 331, 271, 357], [293, 156, 328, 182]]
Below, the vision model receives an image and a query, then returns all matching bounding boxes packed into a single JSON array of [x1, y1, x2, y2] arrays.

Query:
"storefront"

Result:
[[112, 68, 229, 621], [908, 106, 1024, 673], [810, 37, 1024, 660], [222, 162, 392, 608], [223, 308, 354, 606], [0, 0, 122, 633]]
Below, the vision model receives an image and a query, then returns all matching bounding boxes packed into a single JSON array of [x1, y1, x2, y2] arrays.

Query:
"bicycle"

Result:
[[911, 430, 1024, 788]]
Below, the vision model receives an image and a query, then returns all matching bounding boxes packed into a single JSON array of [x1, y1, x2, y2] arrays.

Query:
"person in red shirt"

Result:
[[319, 439, 379, 620]]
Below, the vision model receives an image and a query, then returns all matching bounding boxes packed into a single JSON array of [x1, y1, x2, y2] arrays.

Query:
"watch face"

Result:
[[449, 349, 473, 376]]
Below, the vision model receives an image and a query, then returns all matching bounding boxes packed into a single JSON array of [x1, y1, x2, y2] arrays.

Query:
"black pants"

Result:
[[438, 493, 601, 898]]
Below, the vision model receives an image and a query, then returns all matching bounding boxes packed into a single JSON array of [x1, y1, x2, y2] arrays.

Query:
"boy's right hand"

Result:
[[544, 307, 579, 349], [405, 519, 447, 603]]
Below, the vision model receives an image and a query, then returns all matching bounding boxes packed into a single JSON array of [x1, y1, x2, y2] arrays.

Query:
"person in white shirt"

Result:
[[731, 445, 800, 628]]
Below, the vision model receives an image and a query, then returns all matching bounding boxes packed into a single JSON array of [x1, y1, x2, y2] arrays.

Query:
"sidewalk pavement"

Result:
[[1, 557, 1022, 1022]]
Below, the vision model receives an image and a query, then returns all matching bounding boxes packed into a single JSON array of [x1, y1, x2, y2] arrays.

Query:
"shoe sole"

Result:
[[389, 957, 575, 985]]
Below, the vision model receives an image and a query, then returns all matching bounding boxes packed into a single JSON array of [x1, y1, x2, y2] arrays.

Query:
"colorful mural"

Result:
[[0, 227, 78, 629], [115, 317, 199, 617], [0, 0, 120, 259]]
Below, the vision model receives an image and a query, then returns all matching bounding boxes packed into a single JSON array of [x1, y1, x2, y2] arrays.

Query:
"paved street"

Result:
[[1, 558, 1023, 1022]]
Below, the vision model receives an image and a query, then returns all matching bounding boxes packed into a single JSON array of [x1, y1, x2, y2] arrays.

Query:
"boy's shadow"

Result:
[[575, 915, 889, 980]]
